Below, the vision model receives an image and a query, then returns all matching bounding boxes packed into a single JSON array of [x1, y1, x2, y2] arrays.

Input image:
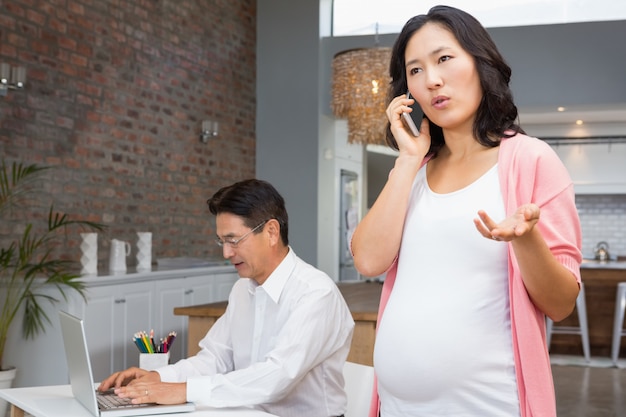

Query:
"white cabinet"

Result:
[[5, 266, 237, 388], [154, 277, 188, 363], [75, 282, 154, 382], [213, 272, 240, 301], [154, 272, 238, 363], [551, 142, 626, 194]]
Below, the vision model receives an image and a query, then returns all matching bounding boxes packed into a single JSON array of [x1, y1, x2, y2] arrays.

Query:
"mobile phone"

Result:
[[401, 92, 424, 137]]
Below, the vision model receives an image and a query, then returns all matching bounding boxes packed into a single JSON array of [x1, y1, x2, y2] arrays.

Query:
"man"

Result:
[[98, 179, 355, 417]]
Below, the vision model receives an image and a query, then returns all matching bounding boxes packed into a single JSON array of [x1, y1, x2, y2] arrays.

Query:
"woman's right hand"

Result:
[[387, 94, 431, 158], [352, 95, 431, 277]]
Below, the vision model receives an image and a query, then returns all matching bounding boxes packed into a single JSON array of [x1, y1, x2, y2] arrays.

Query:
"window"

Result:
[[332, 0, 626, 36]]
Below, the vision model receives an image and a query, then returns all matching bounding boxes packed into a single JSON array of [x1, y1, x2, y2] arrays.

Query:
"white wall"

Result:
[[550, 143, 626, 194], [546, 139, 626, 259], [256, 0, 322, 266], [317, 116, 364, 280], [258, 0, 626, 276]]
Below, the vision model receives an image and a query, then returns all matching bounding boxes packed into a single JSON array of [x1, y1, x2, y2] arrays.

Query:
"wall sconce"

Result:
[[0, 63, 26, 97], [200, 120, 219, 143]]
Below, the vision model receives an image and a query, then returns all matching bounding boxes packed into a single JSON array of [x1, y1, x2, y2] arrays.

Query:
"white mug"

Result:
[[109, 239, 131, 273]]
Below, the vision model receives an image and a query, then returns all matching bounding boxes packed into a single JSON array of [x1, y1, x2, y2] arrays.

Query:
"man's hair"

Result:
[[207, 179, 289, 246]]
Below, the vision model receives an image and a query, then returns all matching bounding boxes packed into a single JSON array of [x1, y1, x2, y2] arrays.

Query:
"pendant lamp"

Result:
[[331, 47, 392, 145]]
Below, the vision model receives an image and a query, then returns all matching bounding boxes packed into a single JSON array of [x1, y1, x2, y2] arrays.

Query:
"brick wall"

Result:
[[0, 0, 256, 270]]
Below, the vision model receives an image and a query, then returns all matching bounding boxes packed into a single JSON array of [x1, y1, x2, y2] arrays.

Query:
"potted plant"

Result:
[[0, 161, 104, 387]]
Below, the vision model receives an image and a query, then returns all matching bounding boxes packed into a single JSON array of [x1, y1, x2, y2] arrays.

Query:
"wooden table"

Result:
[[174, 281, 382, 366]]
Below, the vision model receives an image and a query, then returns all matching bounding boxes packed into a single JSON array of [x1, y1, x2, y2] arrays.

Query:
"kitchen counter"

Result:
[[5, 262, 239, 388], [580, 259, 626, 269], [174, 281, 382, 366], [172, 261, 626, 361], [174, 263, 626, 363], [78, 259, 234, 286], [551, 264, 626, 357]]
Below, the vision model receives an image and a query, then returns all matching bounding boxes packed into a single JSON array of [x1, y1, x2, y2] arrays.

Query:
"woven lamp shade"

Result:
[[331, 47, 392, 145]]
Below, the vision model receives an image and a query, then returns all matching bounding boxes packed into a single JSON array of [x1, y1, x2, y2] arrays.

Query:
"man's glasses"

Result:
[[215, 220, 268, 248]]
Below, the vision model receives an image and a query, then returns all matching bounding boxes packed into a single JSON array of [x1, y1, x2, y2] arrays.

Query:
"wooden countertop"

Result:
[[173, 264, 626, 321], [174, 280, 384, 365], [174, 281, 382, 321], [174, 300, 228, 316], [553, 267, 626, 356], [174, 270, 626, 360], [173, 267, 626, 324], [580, 260, 626, 270], [336, 281, 382, 321]]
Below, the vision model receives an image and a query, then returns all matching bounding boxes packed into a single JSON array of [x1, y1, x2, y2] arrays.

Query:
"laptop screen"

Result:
[[59, 310, 102, 416], [58, 310, 195, 417]]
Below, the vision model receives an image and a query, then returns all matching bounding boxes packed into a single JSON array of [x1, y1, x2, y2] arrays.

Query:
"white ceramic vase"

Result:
[[0, 367, 17, 417], [80, 232, 98, 276], [136, 232, 152, 271]]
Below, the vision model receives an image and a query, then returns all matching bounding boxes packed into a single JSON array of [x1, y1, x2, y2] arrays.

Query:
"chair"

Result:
[[343, 361, 375, 417], [611, 282, 626, 366], [546, 282, 590, 362]]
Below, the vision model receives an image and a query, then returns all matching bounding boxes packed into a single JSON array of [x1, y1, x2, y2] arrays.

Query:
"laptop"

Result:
[[59, 310, 195, 416]]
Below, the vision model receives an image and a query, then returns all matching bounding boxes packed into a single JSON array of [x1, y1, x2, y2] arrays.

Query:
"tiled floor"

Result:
[[552, 356, 626, 416]]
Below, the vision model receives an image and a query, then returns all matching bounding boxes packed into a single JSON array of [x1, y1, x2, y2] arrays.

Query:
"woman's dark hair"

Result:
[[386, 5, 524, 155], [207, 179, 289, 246]]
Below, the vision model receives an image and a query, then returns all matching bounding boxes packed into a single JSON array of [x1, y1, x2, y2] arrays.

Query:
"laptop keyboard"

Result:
[[97, 391, 148, 410]]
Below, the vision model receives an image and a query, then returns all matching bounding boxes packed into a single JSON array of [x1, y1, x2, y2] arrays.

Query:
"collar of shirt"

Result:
[[246, 246, 296, 304]]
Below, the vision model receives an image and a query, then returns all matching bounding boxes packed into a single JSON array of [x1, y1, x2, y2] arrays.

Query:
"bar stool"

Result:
[[546, 282, 590, 362], [611, 282, 626, 366]]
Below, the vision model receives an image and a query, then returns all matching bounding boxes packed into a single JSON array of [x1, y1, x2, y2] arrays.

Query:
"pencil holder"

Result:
[[139, 352, 170, 371]]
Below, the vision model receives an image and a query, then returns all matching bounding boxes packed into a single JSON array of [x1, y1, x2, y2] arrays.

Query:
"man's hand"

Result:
[[97, 367, 159, 392], [115, 381, 188, 405]]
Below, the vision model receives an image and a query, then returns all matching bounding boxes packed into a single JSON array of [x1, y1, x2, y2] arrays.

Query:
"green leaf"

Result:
[[0, 160, 107, 370]]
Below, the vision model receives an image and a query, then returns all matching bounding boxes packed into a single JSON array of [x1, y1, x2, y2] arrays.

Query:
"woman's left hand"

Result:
[[474, 204, 540, 242]]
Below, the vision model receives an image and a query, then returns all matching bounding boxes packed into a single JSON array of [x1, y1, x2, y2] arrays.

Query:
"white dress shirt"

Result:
[[157, 248, 355, 417]]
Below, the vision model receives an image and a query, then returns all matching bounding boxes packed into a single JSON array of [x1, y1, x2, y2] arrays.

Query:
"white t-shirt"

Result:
[[374, 164, 520, 416]]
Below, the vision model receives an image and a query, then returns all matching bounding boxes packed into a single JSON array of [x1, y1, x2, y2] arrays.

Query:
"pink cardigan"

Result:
[[367, 134, 582, 417]]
